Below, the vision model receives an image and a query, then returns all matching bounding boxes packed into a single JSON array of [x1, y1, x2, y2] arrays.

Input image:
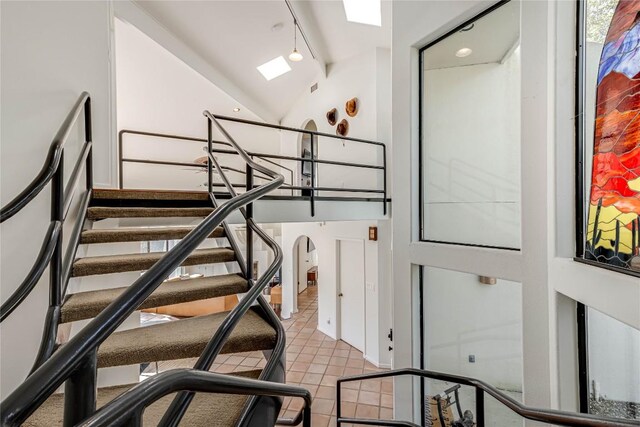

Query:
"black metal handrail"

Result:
[[0, 92, 92, 223], [157, 110, 287, 426], [0, 221, 61, 321], [0, 92, 93, 335], [78, 370, 312, 427], [336, 368, 640, 427], [118, 123, 387, 216]]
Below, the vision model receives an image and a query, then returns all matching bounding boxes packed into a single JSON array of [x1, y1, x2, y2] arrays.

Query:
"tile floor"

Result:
[[275, 286, 392, 426]]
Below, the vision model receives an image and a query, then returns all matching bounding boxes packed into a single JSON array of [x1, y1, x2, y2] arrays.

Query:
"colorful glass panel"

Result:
[[586, 0, 640, 271]]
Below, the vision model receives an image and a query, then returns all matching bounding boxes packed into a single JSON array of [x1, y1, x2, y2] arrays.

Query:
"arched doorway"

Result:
[[299, 120, 317, 197], [292, 235, 318, 296]]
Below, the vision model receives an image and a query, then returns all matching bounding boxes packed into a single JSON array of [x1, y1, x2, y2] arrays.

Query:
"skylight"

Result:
[[257, 56, 291, 81], [343, 0, 381, 27]]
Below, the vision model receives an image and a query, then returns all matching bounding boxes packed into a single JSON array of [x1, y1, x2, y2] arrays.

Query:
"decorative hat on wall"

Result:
[[345, 97, 358, 117], [326, 108, 337, 126], [336, 119, 349, 137]]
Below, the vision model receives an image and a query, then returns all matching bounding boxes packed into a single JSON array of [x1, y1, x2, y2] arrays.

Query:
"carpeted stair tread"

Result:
[[97, 308, 276, 368], [87, 206, 214, 220], [72, 248, 236, 277], [93, 188, 210, 201], [80, 226, 225, 244], [24, 370, 262, 427], [61, 273, 248, 323]]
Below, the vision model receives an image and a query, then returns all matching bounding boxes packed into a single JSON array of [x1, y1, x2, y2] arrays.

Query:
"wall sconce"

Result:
[[369, 226, 378, 241], [478, 276, 497, 285]]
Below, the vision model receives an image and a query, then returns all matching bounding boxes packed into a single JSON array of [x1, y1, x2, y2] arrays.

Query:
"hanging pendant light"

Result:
[[289, 19, 303, 62]]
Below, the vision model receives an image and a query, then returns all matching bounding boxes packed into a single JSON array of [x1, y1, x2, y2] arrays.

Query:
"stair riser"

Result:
[[87, 207, 214, 221]]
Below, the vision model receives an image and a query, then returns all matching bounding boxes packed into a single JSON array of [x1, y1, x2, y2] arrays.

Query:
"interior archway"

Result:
[[291, 234, 318, 317], [298, 120, 317, 196]]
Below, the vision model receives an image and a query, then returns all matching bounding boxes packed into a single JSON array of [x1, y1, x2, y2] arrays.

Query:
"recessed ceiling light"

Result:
[[233, 107, 241, 112], [257, 56, 291, 81], [455, 47, 472, 58], [343, 0, 381, 27]]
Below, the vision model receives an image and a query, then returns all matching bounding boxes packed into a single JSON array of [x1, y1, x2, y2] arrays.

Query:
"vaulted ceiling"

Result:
[[131, 1, 391, 121]]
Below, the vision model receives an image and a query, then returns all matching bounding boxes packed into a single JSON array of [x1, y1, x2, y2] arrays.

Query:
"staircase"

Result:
[[0, 94, 311, 427], [22, 188, 279, 426]]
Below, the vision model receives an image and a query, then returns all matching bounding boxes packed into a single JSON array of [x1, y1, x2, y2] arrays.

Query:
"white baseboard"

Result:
[[364, 355, 391, 369], [317, 324, 337, 340]]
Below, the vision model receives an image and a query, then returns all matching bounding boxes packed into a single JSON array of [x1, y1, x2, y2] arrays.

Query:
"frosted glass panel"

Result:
[[421, 266, 524, 426]]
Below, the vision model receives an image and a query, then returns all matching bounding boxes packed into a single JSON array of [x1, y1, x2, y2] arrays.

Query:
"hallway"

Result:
[[278, 286, 392, 426]]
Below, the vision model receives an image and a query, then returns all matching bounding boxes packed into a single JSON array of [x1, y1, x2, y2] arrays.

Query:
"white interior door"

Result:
[[338, 239, 365, 352]]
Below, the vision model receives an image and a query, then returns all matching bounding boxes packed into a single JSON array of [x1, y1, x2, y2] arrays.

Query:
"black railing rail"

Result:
[[118, 117, 388, 216], [157, 111, 287, 426], [0, 92, 92, 222], [78, 370, 312, 427], [0, 92, 93, 350], [336, 368, 640, 427], [0, 113, 286, 426]]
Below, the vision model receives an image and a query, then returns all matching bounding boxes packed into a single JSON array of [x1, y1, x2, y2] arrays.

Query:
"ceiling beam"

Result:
[[114, 0, 277, 123], [285, 0, 328, 78]]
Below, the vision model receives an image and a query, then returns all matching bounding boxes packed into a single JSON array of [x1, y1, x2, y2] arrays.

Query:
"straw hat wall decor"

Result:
[[345, 97, 358, 117], [326, 108, 337, 126], [336, 119, 349, 137]]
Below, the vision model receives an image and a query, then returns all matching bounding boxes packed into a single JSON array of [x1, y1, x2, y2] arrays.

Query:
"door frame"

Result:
[[336, 238, 367, 352]]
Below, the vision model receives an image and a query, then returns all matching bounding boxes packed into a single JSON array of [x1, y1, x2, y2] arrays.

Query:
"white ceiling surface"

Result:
[[423, 0, 520, 70], [132, 0, 391, 121], [295, 0, 391, 64]]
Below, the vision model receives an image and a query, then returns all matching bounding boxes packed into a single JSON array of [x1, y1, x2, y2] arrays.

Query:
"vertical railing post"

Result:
[[63, 350, 97, 427], [302, 405, 312, 427], [475, 388, 485, 427], [309, 133, 316, 217], [84, 97, 93, 191], [118, 131, 124, 189], [382, 144, 387, 215], [246, 163, 254, 282], [50, 151, 64, 308], [207, 119, 213, 194], [336, 381, 342, 426]]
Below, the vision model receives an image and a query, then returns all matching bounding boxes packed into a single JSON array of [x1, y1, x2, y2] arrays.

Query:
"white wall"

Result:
[[115, 18, 280, 191], [391, 0, 640, 422], [423, 268, 523, 392], [280, 48, 389, 195], [281, 221, 390, 367], [423, 50, 521, 248], [0, 1, 115, 397]]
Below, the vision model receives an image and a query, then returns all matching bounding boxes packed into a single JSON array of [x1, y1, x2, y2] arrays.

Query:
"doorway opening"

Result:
[[293, 235, 318, 296]]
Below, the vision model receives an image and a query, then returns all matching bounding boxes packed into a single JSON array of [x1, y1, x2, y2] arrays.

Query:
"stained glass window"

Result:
[[581, 0, 640, 273]]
